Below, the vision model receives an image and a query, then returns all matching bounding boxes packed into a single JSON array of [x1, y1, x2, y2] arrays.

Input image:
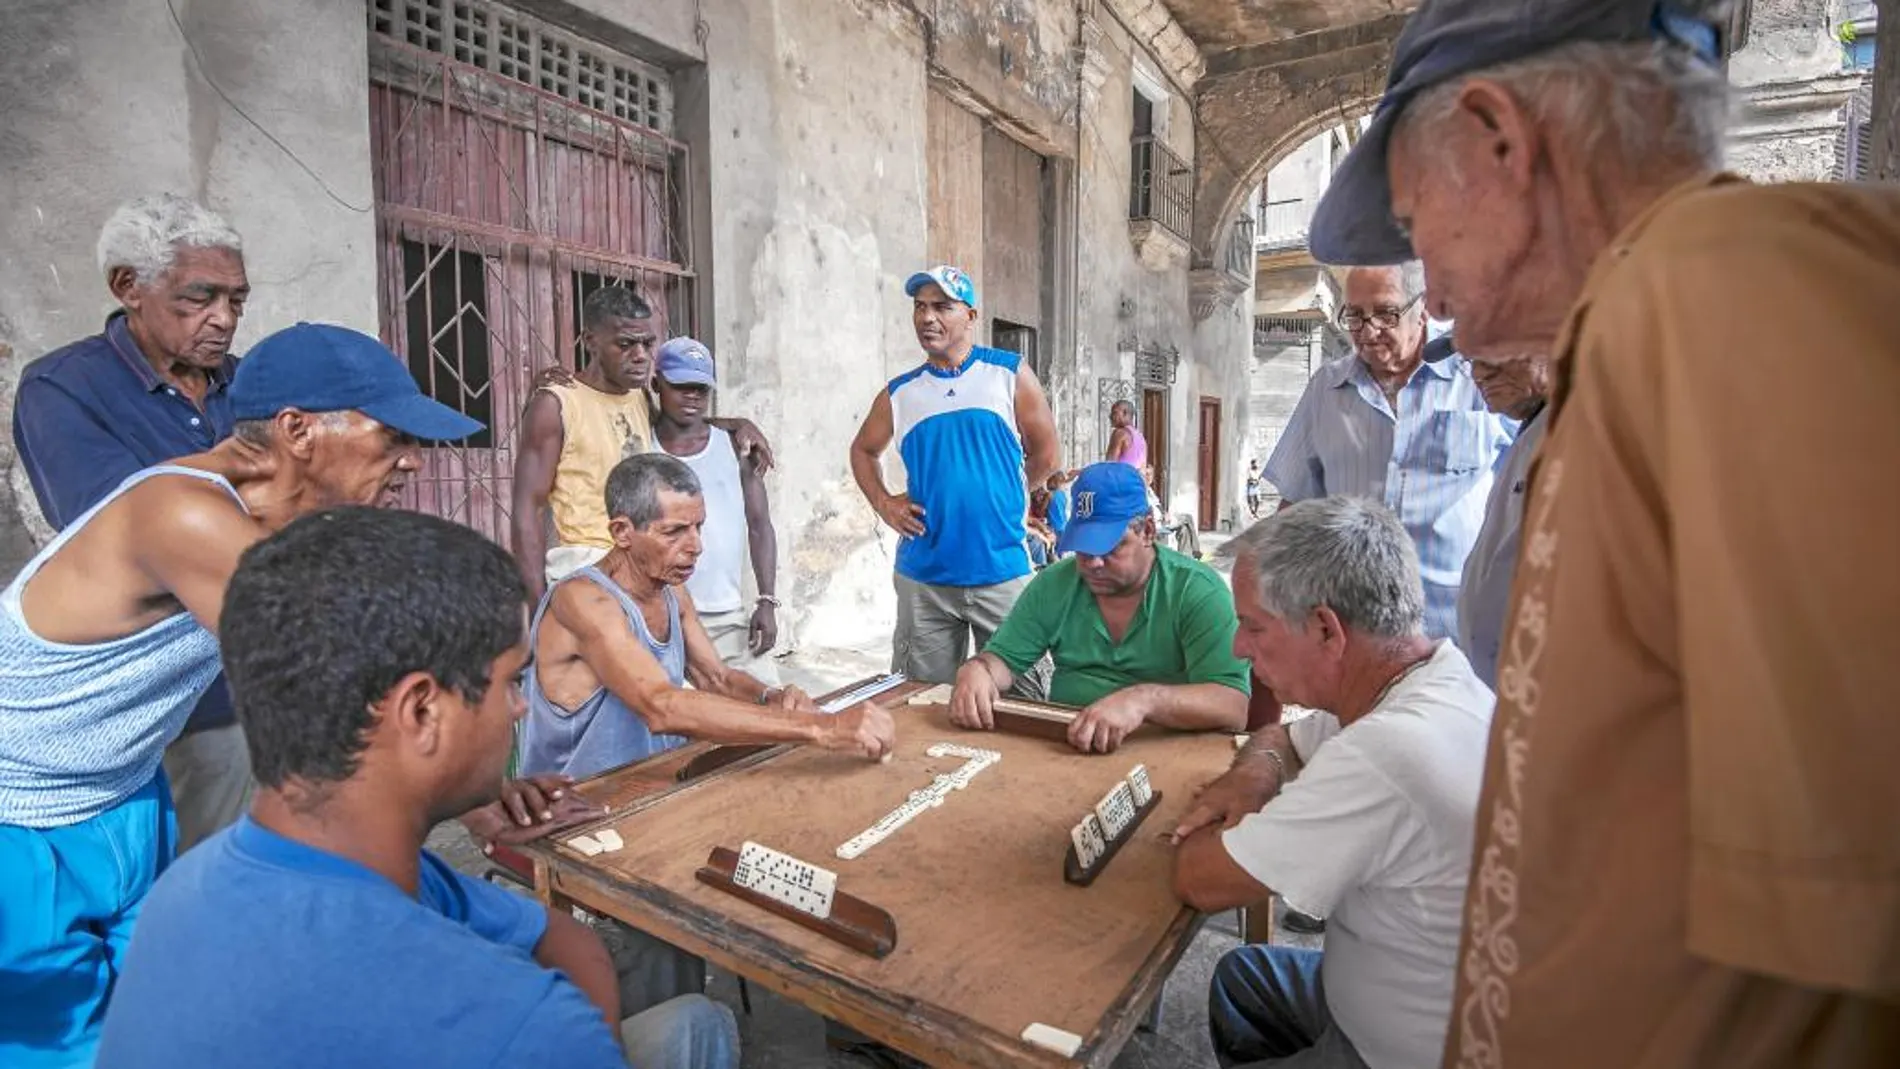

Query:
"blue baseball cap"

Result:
[[1309, 1, 1723, 266], [656, 337, 716, 387], [903, 265, 979, 308], [1057, 463, 1153, 557], [230, 323, 484, 441]]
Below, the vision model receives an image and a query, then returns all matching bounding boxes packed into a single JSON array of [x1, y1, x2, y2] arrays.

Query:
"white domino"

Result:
[[566, 833, 605, 856], [1094, 781, 1137, 840], [1125, 764, 1153, 808], [1021, 1023, 1084, 1057], [835, 744, 1000, 859], [733, 841, 837, 919], [1071, 813, 1109, 869], [594, 829, 625, 852]]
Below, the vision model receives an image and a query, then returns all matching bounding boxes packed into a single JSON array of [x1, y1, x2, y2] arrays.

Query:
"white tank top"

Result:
[[671, 426, 746, 614]]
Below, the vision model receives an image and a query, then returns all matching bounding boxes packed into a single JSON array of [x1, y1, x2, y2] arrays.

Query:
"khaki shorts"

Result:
[[891, 573, 1047, 697], [698, 607, 780, 686]]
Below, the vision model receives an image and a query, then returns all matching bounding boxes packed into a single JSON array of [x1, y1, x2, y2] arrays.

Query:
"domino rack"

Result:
[[1062, 789, 1164, 888], [695, 845, 899, 958]]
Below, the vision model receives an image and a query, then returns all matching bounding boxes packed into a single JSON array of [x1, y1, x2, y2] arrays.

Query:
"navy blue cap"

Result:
[[1057, 463, 1153, 557], [903, 265, 979, 308], [230, 323, 484, 441], [656, 337, 716, 386], [1310, 1, 1723, 266]]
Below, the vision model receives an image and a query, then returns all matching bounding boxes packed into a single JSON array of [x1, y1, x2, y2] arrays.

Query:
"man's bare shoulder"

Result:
[[119, 470, 254, 543]]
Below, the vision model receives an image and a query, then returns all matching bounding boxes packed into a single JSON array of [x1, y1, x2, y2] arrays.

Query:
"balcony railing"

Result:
[[1257, 199, 1311, 250], [1129, 136, 1193, 242], [1225, 215, 1256, 279]]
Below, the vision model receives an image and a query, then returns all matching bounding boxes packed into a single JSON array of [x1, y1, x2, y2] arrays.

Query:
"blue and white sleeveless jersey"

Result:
[[888, 346, 1032, 588]]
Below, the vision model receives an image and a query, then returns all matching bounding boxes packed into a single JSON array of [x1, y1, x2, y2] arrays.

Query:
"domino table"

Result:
[[515, 676, 1239, 1069]]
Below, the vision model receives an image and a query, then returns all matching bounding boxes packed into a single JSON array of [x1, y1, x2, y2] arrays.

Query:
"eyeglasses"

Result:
[[1337, 294, 1423, 333]]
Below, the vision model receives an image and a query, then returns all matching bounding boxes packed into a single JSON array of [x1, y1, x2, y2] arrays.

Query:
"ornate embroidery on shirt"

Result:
[[1456, 457, 1562, 1069]]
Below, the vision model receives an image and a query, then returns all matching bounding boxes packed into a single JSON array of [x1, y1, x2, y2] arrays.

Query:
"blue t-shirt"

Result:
[[97, 817, 624, 1069], [887, 347, 1032, 587]]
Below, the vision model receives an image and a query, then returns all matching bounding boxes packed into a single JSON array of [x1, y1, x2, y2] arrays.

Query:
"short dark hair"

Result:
[[220, 507, 527, 789], [581, 285, 652, 330], [1112, 400, 1134, 416], [604, 453, 701, 528]]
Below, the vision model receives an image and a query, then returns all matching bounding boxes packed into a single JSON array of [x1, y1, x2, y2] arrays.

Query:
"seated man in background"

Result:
[[950, 462, 1250, 754], [97, 507, 736, 1069], [519, 453, 897, 1015], [1171, 497, 1493, 1069]]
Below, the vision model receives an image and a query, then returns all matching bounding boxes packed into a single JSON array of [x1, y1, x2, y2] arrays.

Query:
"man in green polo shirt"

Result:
[[949, 462, 1251, 753]]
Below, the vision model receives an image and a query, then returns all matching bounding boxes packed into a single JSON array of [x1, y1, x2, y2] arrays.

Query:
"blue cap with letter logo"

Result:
[[903, 264, 979, 308], [656, 337, 717, 387], [230, 323, 484, 441], [1056, 462, 1153, 558]]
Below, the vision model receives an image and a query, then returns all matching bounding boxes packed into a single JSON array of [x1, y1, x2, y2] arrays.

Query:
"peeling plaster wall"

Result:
[[0, 0, 378, 570], [1728, 0, 1862, 182]]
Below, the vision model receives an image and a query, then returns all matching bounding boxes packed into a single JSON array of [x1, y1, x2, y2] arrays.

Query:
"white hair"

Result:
[[1397, 39, 1730, 178], [1230, 496, 1425, 640], [96, 193, 243, 285]]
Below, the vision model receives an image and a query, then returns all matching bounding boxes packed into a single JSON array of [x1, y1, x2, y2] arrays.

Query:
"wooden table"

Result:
[[517, 679, 1239, 1069]]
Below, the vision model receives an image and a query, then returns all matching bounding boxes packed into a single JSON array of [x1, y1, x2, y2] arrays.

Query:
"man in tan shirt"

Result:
[[1306, 2, 1900, 1068]]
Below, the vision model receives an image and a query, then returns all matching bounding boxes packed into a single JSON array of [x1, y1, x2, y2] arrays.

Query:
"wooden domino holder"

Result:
[[694, 845, 899, 958], [1062, 789, 1164, 887]]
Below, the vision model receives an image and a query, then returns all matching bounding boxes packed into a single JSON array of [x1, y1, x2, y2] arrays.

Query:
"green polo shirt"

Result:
[[984, 547, 1252, 707]]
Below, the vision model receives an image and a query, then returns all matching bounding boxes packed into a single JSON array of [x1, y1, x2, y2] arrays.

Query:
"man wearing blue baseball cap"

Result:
[[0, 322, 513, 1065], [948, 462, 1250, 754], [651, 337, 781, 681], [1312, 2, 1900, 1066], [849, 265, 1060, 686]]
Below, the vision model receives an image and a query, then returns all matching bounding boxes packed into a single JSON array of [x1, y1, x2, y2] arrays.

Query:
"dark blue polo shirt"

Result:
[[12, 312, 238, 732]]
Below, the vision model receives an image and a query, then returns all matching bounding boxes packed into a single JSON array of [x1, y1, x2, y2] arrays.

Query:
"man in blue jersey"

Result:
[[849, 265, 1061, 685]]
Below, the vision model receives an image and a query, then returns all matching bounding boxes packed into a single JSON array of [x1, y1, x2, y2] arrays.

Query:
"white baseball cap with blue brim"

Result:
[[903, 265, 980, 308], [1308, 0, 1724, 267]]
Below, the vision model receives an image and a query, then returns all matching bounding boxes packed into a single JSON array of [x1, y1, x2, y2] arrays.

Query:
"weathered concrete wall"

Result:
[[1729, 0, 1862, 181], [0, 0, 378, 569]]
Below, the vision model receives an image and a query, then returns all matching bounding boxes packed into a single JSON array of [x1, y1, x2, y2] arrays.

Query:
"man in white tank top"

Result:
[[650, 339, 781, 684]]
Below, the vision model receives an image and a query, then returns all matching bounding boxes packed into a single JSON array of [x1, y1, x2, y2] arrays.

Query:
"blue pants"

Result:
[[1209, 946, 1369, 1069], [619, 993, 739, 1069], [0, 774, 176, 1068]]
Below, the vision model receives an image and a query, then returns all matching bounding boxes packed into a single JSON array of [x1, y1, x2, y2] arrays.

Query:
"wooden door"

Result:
[[1141, 388, 1169, 504], [1197, 397, 1221, 531]]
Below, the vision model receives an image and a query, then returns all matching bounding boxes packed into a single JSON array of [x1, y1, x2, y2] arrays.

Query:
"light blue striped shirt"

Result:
[[1264, 346, 1515, 639], [1456, 406, 1547, 688]]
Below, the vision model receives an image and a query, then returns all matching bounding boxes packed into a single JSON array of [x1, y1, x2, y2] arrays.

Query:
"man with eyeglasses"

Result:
[[1261, 263, 1513, 641]]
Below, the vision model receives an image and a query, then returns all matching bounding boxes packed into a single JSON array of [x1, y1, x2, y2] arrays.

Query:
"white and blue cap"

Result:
[[1309, 0, 1724, 266], [656, 337, 716, 387], [903, 264, 979, 308]]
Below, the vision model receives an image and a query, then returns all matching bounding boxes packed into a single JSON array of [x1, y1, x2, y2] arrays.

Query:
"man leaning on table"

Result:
[[949, 462, 1250, 753]]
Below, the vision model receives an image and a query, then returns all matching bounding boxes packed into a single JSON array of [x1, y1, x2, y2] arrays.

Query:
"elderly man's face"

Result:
[[304, 412, 424, 509], [1341, 267, 1426, 380], [610, 488, 706, 588], [112, 245, 249, 370], [1471, 352, 1551, 420], [1231, 558, 1339, 710], [1387, 86, 1576, 366]]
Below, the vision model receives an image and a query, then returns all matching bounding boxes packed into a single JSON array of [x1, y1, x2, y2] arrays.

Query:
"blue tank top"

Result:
[[887, 346, 1032, 587], [0, 466, 242, 827], [519, 566, 690, 780]]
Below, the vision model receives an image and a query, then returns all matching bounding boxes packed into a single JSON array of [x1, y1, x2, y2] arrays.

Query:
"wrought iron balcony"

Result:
[[1256, 199, 1311, 250], [1129, 136, 1193, 243]]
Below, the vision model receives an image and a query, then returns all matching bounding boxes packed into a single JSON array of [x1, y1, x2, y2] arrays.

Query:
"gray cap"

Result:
[[1309, 1, 1724, 266]]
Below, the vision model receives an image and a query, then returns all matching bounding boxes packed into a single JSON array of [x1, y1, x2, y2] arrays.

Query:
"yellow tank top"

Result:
[[546, 382, 653, 549]]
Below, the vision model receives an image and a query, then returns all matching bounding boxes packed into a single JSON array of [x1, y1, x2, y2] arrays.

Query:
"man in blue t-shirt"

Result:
[[848, 265, 1061, 685], [96, 508, 736, 1069]]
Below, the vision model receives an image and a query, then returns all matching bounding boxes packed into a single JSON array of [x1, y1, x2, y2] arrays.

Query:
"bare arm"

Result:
[[132, 481, 272, 634], [736, 435, 779, 655], [534, 906, 621, 1039], [708, 415, 775, 474], [676, 585, 773, 704], [1105, 426, 1130, 464], [1067, 682, 1249, 753], [552, 581, 891, 756], [510, 391, 565, 603], [1015, 364, 1060, 487], [1170, 725, 1301, 911], [1173, 824, 1273, 913], [949, 651, 1017, 730], [850, 389, 925, 536]]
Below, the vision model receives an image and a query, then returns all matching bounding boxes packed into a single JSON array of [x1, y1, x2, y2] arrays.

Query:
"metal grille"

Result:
[[370, 0, 673, 133], [367, 22, 695, 541], [1253, 315, 1320, 348], [1129, 136, 1193, 242], [1134, 345, 1179, 388]]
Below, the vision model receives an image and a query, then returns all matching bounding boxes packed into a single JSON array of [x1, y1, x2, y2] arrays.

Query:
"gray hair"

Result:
[[231, 412, 350, 446], [1396, 40, 1729, 178], [96, 193, 243, 285], [1229, 496, 1425, 640], [1341, 261, 1427, 305], [605, 453, 700, 528]]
